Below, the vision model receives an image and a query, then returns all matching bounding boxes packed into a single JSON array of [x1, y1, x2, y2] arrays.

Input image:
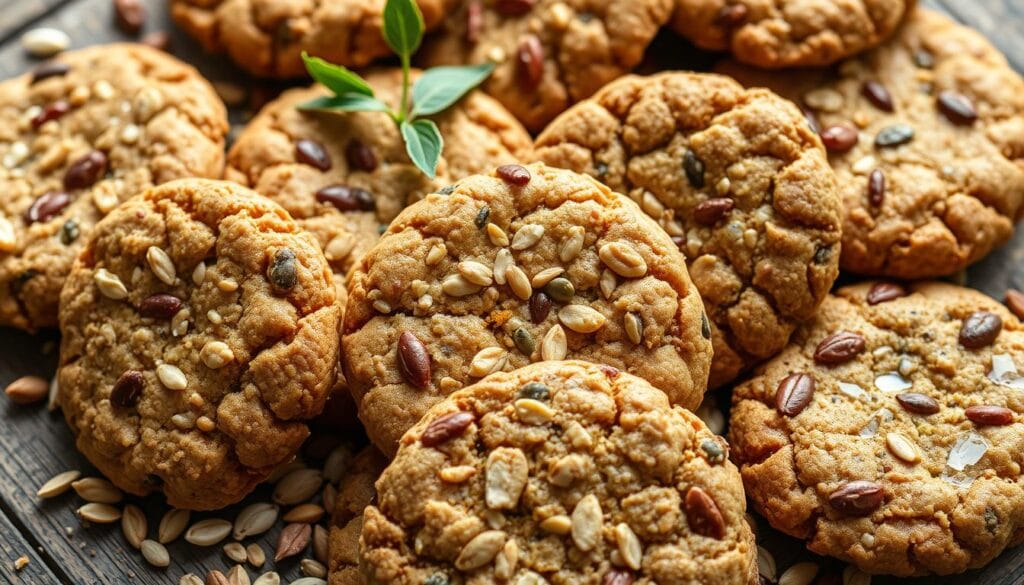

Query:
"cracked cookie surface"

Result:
[[225, 68, 534, 302], [342, 163, 712, 457], [359, 360, 757, 584], [170, 0, 457, 78], [672, 0, 913, 68], [58, 179, 340, 510], [329, 446, 388, 585], [729, 282, 1024, 576], [419, 0, 673, 132], [722, 8, 1024, 279], [0, 44, 228, 331], [536, 72, 842, 388]]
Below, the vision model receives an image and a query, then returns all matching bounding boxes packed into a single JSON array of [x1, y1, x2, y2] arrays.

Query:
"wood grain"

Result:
[[0, 0, 1023, 584]]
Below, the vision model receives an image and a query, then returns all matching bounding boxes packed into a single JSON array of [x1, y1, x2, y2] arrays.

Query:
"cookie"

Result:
[[419, 0, 674, 132], [729, 282, 1024, 576], [359, 360, 757, 584], [226, 68, 534, 302], [0, 44, 228, 331], [536, 72, 842, 388], [721, 8, 1024, 279], [342, 163, 713, 456], [671, 0, 914, 68], [329, 446, 389, 585], [170, 0, 457, 78], [57, 179, 340, 510]]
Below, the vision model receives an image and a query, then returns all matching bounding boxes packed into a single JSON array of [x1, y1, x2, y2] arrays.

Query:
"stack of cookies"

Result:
[[1, 0, 1022, 583]]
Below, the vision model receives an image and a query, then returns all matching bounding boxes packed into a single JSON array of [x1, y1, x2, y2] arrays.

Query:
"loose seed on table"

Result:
[[252, 573, 279, 585], [273, 469, 323, 505], [282, 503, 325, 524], [300, 559, 327, 579], [233, 502, 278, 540], [245, 543, 266, 568], [184, 518, 232, 546], [228, 565, 250, 585], [5, 375, 49, 405], [224, 542, 248, 564], [312, 525, 329, 564], [77, 503, 121, 524], [274, 523, 311, 562], [158, 508, 190, 543], [140, 540, 170, 568], [72, 477, 123, 504], [37, 470, 81, 498], [22, 28, 70, 57]]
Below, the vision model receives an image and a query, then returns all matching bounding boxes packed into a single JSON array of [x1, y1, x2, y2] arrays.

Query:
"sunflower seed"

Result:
[[289, 579, 325, 585], [185, 518, 232, 546], [541, 324, 567, 361], [599, 242, 647, 278], [224, 542, 248, 563], [37, 470, 81, 498], [559, 305, 607, 333], [506, 265, 531, 300], [543, 278, 574, 303], [455, 530, 506, 571], [470, 347, 508, 377], [0, 217, 14, 252], [300, 559, 327, 579], [511, 224, 544, 250], [246, 543, 266, 568], [140, 539, 169, 568], [442, 273, 482, 297], [5, 375, 49, 405], [252, 573, 279, 585], [495, 539, 519, 580], [779, 562, 819, 585], [515, 398, 555, 425], [426, 243, 447, 265], [458, 260, 493, 286], [147, 246, 177, 285], [77, 503, 121, 524], [493, 248, 513, 285], [95, 268, 128, 299], [156, 364, 187, 391], [121, 504, 146, 549], [531, 267, 564, 288], [571, 495, 602, 552], [46, 375, 60, 412], [22, 28, 70, 57], [72, 477, 123, 504], [274, 523, 311, 561], [158, 508, 190, 543], [180, 574, 203, 585], [757, 546, 777, 580], [487, 223, 509, 247], [228, 565, 250, 585], [540, 515, 572, 534], [485, 447, 528, 510], [559, 226, 585, 262], [206, 570, 230, 585], [312, 525, 328, 564], [273, 469, 323, 505], [439, 465, 478, 483], [624, 313, 643, 345], [614, 523, 643, 570], [599, 270, 616, 299], [192, 262, 207, 285], [885, 432, 920, 463], [282, 503, 324, 524]]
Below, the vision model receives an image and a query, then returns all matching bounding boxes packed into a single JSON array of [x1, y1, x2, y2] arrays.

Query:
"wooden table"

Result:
[[0, 1, 1022, 584]]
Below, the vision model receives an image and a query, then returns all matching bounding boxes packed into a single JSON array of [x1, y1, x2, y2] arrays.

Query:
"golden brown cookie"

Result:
[[671, 0, 914, 68], [360, 360, 757, 584], [170, 0, 458, 78], [730, 282, 1024, 576], [342, 163, 712, 456], [58, 179, 340, 510], [536, 72, 842, 388], [722, 9, 1024, 278], [0, 44, 228, 331], [419, 0, 674, 132], [329, 446, 388, 585]]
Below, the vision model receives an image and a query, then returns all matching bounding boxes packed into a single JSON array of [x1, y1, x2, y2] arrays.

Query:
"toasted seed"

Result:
[[494, 539, 519, 579], [624, 313, 643, 345], [224, 541, 248, 563], [156, 364, 187, 391], [684, 486, 725, 539], [252, 573, 279, 585], [282, 503, 325, 524], [273, 469, 323, 505], [779, 562, 819, 585], [682, 149, 705, 188], [843, 565, 871, 585], [861, 80, 894, 112], [245, 543, 266, 568], [201, 341, 235, 370], [456, 530, 506, 571], [814, 331, 866, 364], [693, 198, 734, 225], [506, 265, 532, 300], [896, 392, 940, 415], [559, 305, 606, 333], [421, 411, 475, 447], [158, 508, 190, 543], [867, 169, 885, 206], [140, 540, 170, 568], [295, 139, 331, 171], [599, 242, 647, 278], [829, 481, 885, 516], [37, 470, 81, 498], [5, 375, 49, 405], [543, 277, 574, 303], [229, 565, 250, 585], [426, 243, 447, 265], [515, 398, 555, 425], [493, 248, 513, 285], [442, 273, 482, 297], [959, 311, 1002, 349], [439, 465, 478, 483], [474, 206, 491, 228], [487, 223, 509, 246], [274, 523, 311, 562], [289, 579, 325, 585], [886, 432, 920, 463], [192, 262, 207, 285], [120, 504, 146, 549], [180, 574, 204, 585], [185, 518, 232, 546], [25, 189, 71, 222], [300, 559, 327, 579], [560, 226, 585, 262], [518, 382, 549, 401], [470, 347, 508, 377], [937, 91, 977, 126], [571, 495, 603, 552], [599, 269, 616, 299], [775, 373, 815, 417], [0, 217, 15, 252], [72, 477, 123, 504], [77, 503, 121, 524], [540, 515, 572, 535], [530, 267, 563, 289], [458, 260, 493, 286], [95, 268, 128, 300], [206, 570, 230, 585], [513, 327, 535, 356], [541, 324, 568, 361], [398, 331, 431, 389], [511, 224, 544, 250], [965, 405, 1014, 426], [322, 445, 353, 484], [22, 28, 70, 57], [312, 525, 328, 564], [486, 447, 529, 510], [614, 523, 643, 571], [147, 246, 177, 285], [874, 124, 914, 148]]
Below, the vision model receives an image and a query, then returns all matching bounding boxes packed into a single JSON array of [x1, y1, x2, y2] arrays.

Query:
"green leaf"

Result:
[[302, 53, 374, 97], [411, 63, 495, 117], [401, 119, 443, 178], [299, 94, 392, 113], [383, 0, 424, 58]]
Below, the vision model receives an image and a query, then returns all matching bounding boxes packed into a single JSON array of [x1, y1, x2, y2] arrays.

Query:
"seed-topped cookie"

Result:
[[0, 44, 228, 331], [419, 0, 674, 131], [329, 446, 388, 585], [536, 72, 842, 388], [729, 282, 1024, 576], [225, 68, 534, 301], [360, 361, 757, 584], [58, 179, 340, 511], [721, 8, 1024, 279], [671, 0, 914, 68], [342, 163, 712, 456], [170, 0, 458, 78]]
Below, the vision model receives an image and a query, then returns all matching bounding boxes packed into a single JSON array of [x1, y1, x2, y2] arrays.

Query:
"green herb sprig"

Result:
[[300, 0, 494, 178]]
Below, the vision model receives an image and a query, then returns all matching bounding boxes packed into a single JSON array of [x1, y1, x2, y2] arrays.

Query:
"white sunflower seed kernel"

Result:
[[487, 223, 509, 247], [459, 260, 493, 286], [156, 364, 187, 391], [37, 470, 81, 498], [442, 274, 482, 297], [94, 268, 128, 299], [121, 504, 146, 549], [485, 447, 528, 510], [615, 523, 643, 571], [184, 518, 232, 546], [540, 324, 567, 361], [470, 347, 508, 377], [455, 530, 506, 571], [224, 541, 248, 563], [886, 432, 920, 463], [624, 313, 643, 345], [599, 269, 616, 299], [506, 265, 532, 300], [530, 267, 564, 288], [273, 469, 323, 505], [191, 262, 206, 285], [515, 398, 556, 425], [599, 242, 647, 278], [77, 503, 121, 524], [71, 477, 123, 504], [559, 226, 585, 262], [21, 28, 70, 57], [510, 224, 544, 250], [570, 495, 602, 552], [559, 305, 607, 333], [146, 246, 176, 285], [140, 539, 170, 568], [426, 243, 447, 265], [493, 248, 513, 285], [158, 508, 190, 543], [540, 515, 572, 535]]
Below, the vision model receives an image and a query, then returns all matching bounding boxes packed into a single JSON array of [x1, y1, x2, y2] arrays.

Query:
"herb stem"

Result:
[[399, 53, 411, 121]]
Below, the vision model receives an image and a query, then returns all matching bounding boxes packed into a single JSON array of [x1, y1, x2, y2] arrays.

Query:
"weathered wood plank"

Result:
[[938, 0, 1024, 71], [0, 502, 65, 584]]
